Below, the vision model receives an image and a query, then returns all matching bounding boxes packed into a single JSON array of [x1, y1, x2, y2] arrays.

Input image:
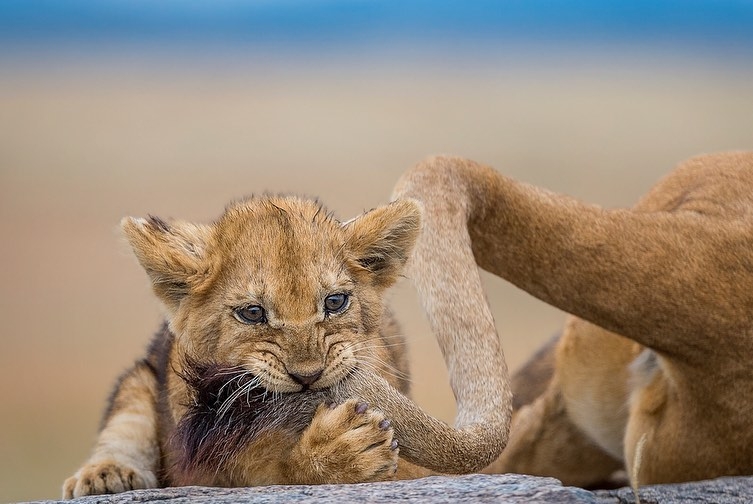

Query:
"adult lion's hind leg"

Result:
[[486, 381, 624, 488], [63, 361, 160, 498], [486, 319, 629, 488]]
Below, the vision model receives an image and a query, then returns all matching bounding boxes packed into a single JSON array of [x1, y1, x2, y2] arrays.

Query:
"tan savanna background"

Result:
[[1, 2, 752, 502]]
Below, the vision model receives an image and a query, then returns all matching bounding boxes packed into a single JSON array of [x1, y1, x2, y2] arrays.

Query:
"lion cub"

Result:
[[63, 195, 422, 498]]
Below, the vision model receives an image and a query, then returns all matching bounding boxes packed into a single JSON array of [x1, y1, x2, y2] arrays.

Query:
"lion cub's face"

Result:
[[122, 196, 420, 393]]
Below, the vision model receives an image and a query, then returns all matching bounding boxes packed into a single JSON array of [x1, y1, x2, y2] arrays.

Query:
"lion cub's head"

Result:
[[122, 196, 420, 393]]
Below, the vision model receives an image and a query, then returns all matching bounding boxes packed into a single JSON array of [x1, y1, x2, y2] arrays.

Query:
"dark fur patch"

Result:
[[171, 359, 331, 480], [100, 360, 156, 432], [146, 322, 175, 485], [146, 322, 172, 390], [357, 254, 389, 273], [511, 333, 559, 411], [147, 215, 171, 232]]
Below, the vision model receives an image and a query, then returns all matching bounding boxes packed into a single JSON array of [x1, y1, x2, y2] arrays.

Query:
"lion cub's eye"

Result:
[[233, 305, 267, 324], [324, 293, 349, 314]]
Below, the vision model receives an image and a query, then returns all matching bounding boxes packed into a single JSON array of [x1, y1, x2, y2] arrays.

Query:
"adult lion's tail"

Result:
[[348, 157, 515, 473]]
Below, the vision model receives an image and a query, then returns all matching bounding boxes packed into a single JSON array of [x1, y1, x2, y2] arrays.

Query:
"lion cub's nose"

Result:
[[289, 369, 323, 387]]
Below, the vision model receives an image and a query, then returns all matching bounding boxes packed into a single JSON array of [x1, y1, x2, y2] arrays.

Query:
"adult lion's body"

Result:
[[393, 152, 753, 487]]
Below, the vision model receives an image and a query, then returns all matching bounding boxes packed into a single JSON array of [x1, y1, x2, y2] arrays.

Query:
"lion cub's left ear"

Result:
[[344, 199, 422, 289], [121, 215, 212, 311]]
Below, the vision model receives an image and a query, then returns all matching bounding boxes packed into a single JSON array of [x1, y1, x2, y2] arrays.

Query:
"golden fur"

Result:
[[65, 186, 519, 498], [73, 148, 750, 495], [392, 152, 753, 487], [63, 188, 512, 498], [64, 196, 433, 497], [67, 151, 753, 497]]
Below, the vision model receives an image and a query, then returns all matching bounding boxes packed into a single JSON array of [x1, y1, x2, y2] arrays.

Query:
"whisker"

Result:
[[357, 358, 413, 384], [354, 344, 412, 377], [213, 365, 248, 375], [358, 342, 409, 352], [340, 335, 402, 353], [354, 346, 411, 375], [358, 354, 411, 375], [328, 336, 413, 385], [218, 374, 263, 418], [350, 340, 408, 359], [217, 370, 254, 397]]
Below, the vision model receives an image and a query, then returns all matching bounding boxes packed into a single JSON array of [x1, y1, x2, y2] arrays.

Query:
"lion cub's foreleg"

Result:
[[285, 399, 401, 484], [63, 361, 160, 499]]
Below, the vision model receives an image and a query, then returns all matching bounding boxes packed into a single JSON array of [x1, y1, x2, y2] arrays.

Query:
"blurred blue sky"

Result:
[[2, 0, 752, 58]]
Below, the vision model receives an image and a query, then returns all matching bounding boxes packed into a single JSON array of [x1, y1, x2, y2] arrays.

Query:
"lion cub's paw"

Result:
[[291, 399, 400, 484], [63, 459, 157, 499]]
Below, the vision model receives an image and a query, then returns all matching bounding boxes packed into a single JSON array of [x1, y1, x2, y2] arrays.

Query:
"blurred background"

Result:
[[1, 1, 752, 501]]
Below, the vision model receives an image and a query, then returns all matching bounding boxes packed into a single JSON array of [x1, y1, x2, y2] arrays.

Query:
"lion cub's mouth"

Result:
[[174, 359, 337, 475], [179, 359, 332, 418]]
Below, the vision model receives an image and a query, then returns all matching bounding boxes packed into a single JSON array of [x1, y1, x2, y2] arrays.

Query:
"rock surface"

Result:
[[25, 474, 753, 504], [595, 476, 753, 504]]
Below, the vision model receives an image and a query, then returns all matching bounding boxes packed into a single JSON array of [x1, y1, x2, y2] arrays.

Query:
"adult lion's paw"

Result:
[[63, 459, 157, 499], [291, 399, 400, 484]]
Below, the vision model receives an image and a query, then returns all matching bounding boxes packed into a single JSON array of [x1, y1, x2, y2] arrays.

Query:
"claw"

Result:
[[355, 401, 368, 414]]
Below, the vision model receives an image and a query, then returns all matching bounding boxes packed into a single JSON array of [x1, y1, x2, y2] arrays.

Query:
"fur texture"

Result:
[[392, 152, 753, 488], [63, 194, 513, 498]]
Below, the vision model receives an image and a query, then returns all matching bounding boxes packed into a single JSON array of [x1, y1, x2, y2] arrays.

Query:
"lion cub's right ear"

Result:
[[121, 216, 212, 311], [344, 199, 422, 289]]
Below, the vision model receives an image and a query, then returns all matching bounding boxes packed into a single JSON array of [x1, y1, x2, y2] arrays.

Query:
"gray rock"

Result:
[[29, 474, 595, 504], [23, 474, 753, 504], [593, 476, 753, 504]]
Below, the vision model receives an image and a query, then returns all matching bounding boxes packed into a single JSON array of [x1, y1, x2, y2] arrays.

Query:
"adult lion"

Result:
[[393, 152, 753, 488]]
